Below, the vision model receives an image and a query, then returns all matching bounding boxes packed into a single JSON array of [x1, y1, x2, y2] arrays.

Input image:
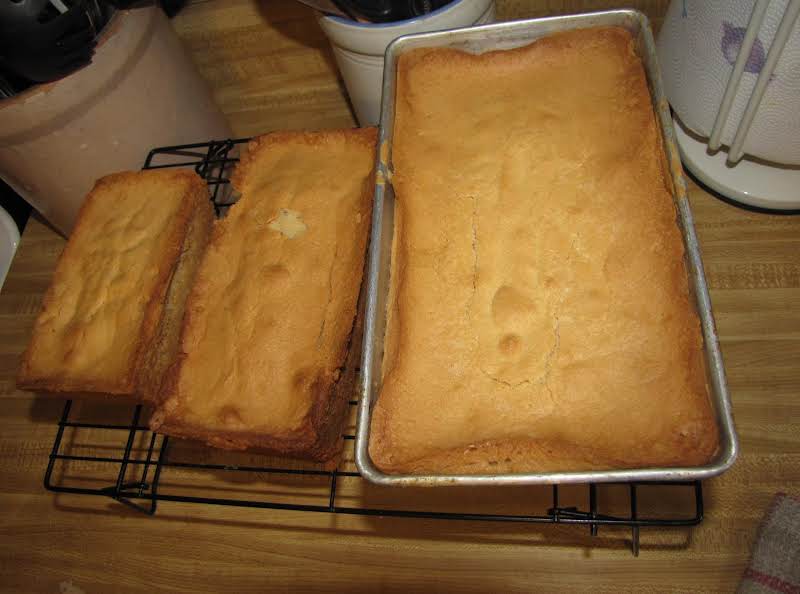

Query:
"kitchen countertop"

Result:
[[1, 1, 798, 592]]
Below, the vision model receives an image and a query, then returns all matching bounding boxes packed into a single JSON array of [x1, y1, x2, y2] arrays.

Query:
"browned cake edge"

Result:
[[150, 127, 377, 463], [16, 169, 211, 400], [231, 127, 379, 191], [152, 343, 359, 462], [136, 177, 214, 402]]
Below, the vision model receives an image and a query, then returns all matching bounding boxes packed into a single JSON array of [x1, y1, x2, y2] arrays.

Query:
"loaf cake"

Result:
[[369, 27, 719, 474], [150, 128, 377, 462], [17, 169, 214, 401]]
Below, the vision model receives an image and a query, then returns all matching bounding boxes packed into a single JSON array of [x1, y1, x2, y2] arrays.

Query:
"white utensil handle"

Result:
[[708, 0, 770, 152], [49, 0, 68, 13], [727, 0, 800, 164]]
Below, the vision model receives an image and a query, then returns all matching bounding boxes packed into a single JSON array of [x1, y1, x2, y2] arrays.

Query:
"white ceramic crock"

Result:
[[319, 0, 495, 126]]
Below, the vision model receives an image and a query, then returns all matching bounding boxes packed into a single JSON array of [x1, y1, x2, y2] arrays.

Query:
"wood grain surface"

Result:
[[1, 1, 798, 592]]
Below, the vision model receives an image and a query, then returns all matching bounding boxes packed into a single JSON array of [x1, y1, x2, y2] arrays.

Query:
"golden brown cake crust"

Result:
[[17, 169, 212, 399], [369, 27, 719, 475], [151, 127, 377, 462]]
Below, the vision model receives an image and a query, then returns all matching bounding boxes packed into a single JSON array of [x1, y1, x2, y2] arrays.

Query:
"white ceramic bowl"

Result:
[[319, 0, 495, 126]]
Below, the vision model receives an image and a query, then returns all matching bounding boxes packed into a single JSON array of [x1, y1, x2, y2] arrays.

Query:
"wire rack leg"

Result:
[[328, 472, 338, 512], [143, 435, 170, 516], [101, 405, 156, 515], [630, 484, 640, 557], [43, 400, 72, 490]]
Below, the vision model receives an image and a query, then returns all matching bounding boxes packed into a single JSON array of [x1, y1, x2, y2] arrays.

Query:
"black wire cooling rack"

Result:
[[43, 138, 705, 556]]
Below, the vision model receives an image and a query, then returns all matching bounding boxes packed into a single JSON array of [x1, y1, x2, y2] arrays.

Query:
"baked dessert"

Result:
[[369, 27, 719, 474], [17, 169, 214, 401], [151, 128, 377, 462]]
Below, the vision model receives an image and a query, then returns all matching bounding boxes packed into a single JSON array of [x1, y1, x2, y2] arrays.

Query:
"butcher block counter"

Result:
[[0, 1, 798, 592]]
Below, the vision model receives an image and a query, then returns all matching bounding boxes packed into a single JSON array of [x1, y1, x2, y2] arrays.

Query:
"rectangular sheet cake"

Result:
[[369, 27, 719, 474]]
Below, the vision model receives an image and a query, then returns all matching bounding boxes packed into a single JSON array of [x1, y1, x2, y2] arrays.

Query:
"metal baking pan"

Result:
[[355, 9, 738, 486]]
